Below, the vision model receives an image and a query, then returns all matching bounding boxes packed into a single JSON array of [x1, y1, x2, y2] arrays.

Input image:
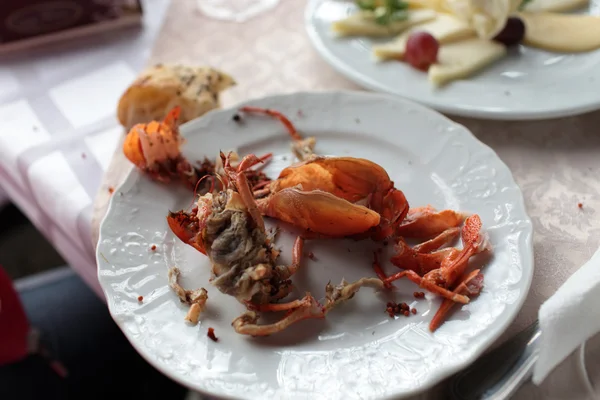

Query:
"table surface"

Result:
[[0, 0, 170, 297], [2, 0, 600, 398]]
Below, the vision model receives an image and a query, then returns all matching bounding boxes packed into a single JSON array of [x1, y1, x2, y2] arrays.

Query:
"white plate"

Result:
[[97, 91, 533, 399], [305, 0, 600, 120]]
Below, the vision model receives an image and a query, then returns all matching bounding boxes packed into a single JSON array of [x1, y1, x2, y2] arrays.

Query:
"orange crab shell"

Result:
[[256, 187, 381, 237], [272, 156, 394, 204], [166, 190, 215, 256], [122, 106, 183, 169]]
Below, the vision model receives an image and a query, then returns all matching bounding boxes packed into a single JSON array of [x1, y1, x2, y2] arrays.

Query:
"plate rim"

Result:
[[303, 0, 600, 121], [97, 89, 535, 399]]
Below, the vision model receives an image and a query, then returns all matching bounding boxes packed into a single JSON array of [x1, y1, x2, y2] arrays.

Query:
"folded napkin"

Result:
[[533, 246, 600, 384]]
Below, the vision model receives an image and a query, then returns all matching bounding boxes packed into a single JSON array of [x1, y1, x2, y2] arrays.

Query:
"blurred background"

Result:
[[0, 202, 64, 280]]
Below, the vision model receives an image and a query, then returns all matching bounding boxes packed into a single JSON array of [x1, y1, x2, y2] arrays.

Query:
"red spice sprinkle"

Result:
[[411, 308, 417, 314], [108, 187, 114, 194], [207, 327, 218, 342], [578, 203, 583, 209], [137, 296, 143, 302], [151, 245, 157, 251], [81, 153, 87, 159], [307, 252, 316, 260], [386, 302, 411, 318], [297, 109, 304, 117]]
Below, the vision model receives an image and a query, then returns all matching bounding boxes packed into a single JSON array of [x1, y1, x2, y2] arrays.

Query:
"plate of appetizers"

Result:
[[305, 0, 600, 120], [97, 90, 533, 399]]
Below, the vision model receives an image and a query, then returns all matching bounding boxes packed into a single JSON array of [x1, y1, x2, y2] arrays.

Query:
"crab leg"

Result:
[[253, 152, 273, 168], [429, 270, 484, 332], [384, 270, 470, 304], [232, 293, 325, 336], [412, 227, 461, 253], [168, 267, 209, 324], [250, 298, 307, 312], [222, 152, 267, 232], [372, 252, 391, 288], [323, 277, 386, 313], [273, 236, 304, 281], [289, 236, 304, 277], [253, 180, 272, 191], [239, 106, 301, 140], [238, 106, 316, 161], [391, 238, 460, 276], [437, 214, 488, 288], [386, 215, 486, 304]]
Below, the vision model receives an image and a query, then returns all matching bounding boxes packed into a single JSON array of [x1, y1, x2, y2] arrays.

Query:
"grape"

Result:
[[493, 17, 526, 47], [405, 31, 439, 71]]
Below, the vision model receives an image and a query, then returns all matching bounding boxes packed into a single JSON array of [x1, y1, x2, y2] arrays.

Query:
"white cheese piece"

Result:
[[428, 38, 507, 86], [520, 11, 600, 53], [332, 9, 437, 37], [524, 0, 589, 13], [373, 13, 476, 60]]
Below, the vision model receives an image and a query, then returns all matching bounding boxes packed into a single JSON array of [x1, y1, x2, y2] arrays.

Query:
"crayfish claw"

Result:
[[396, 206, 466, 239], [256, 188, 380, 237]]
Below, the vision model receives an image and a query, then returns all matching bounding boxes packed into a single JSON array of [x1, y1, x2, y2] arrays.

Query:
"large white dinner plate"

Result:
[[305, 0, 600, 120], [97, 91, 533, 399]]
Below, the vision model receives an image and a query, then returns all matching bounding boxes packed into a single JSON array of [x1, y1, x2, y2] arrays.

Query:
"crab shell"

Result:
[[167, 189, 283, 305]]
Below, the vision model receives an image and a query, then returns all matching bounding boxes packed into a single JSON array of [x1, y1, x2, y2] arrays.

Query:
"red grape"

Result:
[[493, 17, 525, 46], [405, 31, 439, 71]]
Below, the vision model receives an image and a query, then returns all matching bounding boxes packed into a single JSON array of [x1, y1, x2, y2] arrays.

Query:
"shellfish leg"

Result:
[[429, 270, 484, 332], [232, 293, 325, 336]]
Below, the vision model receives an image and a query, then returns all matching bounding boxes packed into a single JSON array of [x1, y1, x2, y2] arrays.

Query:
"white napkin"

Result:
[[533, 246, 600, 384]]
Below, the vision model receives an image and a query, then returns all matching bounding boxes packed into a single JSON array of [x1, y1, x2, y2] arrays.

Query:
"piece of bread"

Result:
[[117, 64, 236, 130]]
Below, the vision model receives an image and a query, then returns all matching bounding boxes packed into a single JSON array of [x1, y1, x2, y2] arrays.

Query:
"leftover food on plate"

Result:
[[122, 106, 493, 337], [117, 64, 235, 130], [332, 0, 598, 86]]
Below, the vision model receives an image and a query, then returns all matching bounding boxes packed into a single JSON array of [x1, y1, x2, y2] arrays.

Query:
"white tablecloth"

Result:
[[0, 0, 170, 298]]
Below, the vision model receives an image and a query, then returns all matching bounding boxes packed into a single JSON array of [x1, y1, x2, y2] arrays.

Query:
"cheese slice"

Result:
[[407, 0, 448, 10], [373, 14, 476, 60], [520, 12, 600, 52], [331, 9, 437, 37], [428, 38, 506, 87], [440, 0, 522, 38], [523, 0, 589, 13]]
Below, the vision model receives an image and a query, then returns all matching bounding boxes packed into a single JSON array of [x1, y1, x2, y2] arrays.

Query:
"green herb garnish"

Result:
[[368, 0, 409, 25], [356, 0, 377, 10], [518, 0, 533, 11]]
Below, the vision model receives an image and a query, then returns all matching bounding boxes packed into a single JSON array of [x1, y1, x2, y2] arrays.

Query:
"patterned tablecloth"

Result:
[[0, 0, 170, 296], [1, 0, 598, 398]]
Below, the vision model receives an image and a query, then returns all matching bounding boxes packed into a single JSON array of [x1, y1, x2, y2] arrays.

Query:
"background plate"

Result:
[[97, 91, 534, 399], [305, 0, 600, 120]]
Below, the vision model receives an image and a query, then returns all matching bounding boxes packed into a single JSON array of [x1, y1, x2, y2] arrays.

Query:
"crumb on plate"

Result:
[[207, 327, 218, 342]]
